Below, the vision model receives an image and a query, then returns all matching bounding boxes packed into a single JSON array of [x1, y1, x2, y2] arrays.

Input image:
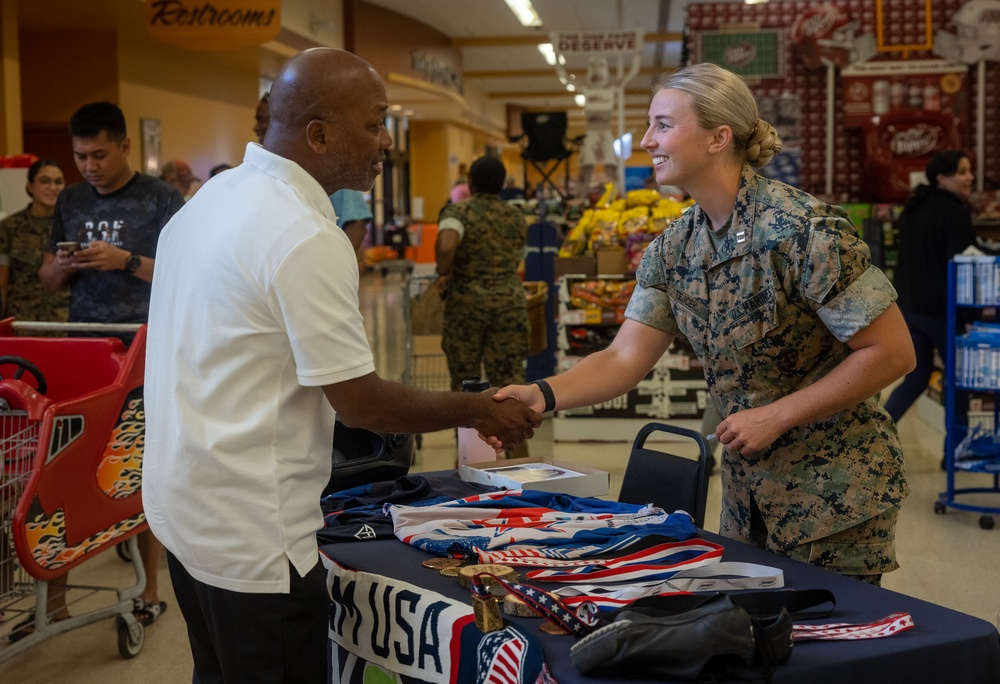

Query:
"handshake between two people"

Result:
[[475, 384, 543, 453]]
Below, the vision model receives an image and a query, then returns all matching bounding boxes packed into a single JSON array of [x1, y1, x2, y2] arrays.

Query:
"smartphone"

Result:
[[56, 241, 80, 253]]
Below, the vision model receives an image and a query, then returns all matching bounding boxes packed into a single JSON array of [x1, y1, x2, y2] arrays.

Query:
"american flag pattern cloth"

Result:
[[792, 612, 915, 641], [390, 489, 697, 559]]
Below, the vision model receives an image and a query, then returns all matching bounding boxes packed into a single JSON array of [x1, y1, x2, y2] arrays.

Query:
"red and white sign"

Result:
[[861, 109, 963, 202], [791, 4, 855, 69], [841, 59, 968, 128], [552, 31, 643, 55]]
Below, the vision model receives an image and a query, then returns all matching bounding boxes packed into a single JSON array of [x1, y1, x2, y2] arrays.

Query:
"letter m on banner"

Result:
[[147, 0, 281, 51]]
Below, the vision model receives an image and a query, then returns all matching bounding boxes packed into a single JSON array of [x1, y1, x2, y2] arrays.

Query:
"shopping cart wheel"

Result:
[[0, 355, 47, 394], [933, 501, 946, 515], [116, 541, 133, 562], [117, 617, 145, 659], [979, 515, 995, 530]]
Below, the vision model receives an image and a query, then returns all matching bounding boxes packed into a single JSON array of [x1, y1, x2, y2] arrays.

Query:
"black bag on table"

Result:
[[570, 590, 834, 683]]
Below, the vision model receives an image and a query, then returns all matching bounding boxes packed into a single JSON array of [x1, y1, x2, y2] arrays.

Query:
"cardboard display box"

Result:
[[554, 255, 596, 278], [595, 249, 628, 275], [460, 457, 609, 498]]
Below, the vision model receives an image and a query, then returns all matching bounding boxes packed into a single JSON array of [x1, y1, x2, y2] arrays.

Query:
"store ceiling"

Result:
[[364, 0, 707, 133]]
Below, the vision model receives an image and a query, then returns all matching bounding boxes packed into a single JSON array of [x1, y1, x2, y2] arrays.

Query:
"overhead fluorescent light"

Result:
[[504, 0, 542, 28], [744, 0, 769, 4], [538, 43, 556, 65]]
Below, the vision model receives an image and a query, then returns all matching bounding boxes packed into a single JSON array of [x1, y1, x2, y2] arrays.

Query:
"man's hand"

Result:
[[72, 241, 128, 271], [54, 247, 81, 274], [478, 384, 544, 450], [472, 388, 541, 451]]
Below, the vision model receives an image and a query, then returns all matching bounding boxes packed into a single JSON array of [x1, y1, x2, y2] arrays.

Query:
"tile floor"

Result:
[[3, 269, 999, 683]]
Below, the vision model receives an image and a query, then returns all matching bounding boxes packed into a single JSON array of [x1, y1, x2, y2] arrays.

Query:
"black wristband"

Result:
[[531, 379, 556, 414]]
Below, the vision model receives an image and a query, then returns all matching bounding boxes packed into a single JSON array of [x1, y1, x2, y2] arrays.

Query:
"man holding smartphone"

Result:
[[39, 101, 184, 335]]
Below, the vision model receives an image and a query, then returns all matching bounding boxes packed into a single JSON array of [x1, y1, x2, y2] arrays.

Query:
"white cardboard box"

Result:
[[460, 457, 610, 498]]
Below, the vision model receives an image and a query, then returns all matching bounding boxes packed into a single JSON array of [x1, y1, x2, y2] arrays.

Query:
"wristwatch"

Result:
[[124, 252, 142, 273]]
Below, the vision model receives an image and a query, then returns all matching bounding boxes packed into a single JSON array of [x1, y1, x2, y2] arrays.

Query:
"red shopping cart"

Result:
[[0, 320, 148, 661]]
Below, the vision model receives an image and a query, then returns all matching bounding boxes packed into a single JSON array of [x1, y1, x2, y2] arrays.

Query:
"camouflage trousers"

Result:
[[747, 499, 899, 586], [441, 288, 528, 392]]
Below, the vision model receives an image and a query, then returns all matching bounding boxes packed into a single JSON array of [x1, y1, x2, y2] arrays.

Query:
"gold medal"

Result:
[[503, 594, 540, 618], [458, 564, 518, 589], [539, 621, 571, 636], [421, 557, 463, 569], [439, 566, 461, 578]]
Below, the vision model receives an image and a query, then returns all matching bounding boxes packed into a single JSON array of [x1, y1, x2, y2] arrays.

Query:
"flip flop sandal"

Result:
[[7, 611, 70, 642], [132, 598, 167, 627], [7, 612, 36, 642]]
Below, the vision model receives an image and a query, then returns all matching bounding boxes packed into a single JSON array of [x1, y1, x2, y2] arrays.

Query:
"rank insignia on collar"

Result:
[[736, 231, 747, 244]]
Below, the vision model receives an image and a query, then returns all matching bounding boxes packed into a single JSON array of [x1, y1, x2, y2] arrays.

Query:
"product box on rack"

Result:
[[460, 457, 609, 498], [595, 249, 628, 275], [554, 255, 596, 278]]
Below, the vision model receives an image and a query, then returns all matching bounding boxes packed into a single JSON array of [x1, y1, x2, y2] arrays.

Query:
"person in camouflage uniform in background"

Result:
[[493, 63, 916, 585], [435, 154, 529, 396], [0, 159, 69, 323]]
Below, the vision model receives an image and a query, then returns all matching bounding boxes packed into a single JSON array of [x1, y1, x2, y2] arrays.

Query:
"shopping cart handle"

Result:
[[10, 321, 143, 333]]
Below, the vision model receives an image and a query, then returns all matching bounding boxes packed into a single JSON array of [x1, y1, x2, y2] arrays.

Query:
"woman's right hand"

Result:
[[491, 383, 545, 414]]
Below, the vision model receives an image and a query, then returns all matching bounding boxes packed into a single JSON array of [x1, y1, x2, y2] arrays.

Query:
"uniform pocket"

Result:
[[674, 300, 709, 359]]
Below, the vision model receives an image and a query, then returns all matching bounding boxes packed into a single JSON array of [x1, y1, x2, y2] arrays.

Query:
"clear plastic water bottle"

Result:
[[458, 377, 499, 467]]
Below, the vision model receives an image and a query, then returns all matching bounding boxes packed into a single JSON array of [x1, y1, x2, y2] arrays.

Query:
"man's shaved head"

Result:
[[265, 48, 392, 195]]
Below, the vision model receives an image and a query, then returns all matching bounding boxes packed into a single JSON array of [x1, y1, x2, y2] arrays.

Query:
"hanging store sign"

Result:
[[553, 31, 643, 55], [841, 59, 968, 128], [935, 0, 1000, 64], [146, 0, 281, 51]]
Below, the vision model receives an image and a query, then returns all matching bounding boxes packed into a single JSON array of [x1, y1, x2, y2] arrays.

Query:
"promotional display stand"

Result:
[[938, 258, 1000, 528]]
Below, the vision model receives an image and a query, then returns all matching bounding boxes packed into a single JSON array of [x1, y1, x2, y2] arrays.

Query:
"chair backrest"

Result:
[[618, 422, 712, 528], [521, 111, 570, 162]]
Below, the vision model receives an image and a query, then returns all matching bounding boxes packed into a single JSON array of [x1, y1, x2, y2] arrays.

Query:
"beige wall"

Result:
[[116, 7, 259, 182], [12, 0, 260, 184], [410, 122, 469, 220]]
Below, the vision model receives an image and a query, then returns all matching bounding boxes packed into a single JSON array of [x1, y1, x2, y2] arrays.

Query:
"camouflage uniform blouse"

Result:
[[625, 166, 909, 550], [0, 206, 69, 321]]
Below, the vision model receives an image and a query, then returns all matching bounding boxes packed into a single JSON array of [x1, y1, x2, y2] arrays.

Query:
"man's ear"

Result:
[[708, 125, 732, 154], [120, 136, 132, 157], [306, 119, 328, 153]]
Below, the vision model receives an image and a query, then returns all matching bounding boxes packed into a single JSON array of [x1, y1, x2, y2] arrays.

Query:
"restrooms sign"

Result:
[[146, 0, 281, 51]]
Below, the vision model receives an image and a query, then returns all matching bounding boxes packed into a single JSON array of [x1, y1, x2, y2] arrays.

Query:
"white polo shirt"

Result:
[[143, 144, 374, 593]]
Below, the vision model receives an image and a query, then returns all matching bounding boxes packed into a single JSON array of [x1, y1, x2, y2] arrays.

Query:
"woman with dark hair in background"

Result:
[[884, 150, 976, 426], [0, 159, 68, 321]]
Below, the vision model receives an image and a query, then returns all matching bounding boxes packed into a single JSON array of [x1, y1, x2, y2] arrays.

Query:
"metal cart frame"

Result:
[[401, 274, 451, 449]]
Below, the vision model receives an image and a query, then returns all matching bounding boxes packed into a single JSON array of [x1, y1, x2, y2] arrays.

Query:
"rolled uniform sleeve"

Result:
[[800, 222, 897, 343], [625, 239, 679, 335], [437, 203, 466, 239]]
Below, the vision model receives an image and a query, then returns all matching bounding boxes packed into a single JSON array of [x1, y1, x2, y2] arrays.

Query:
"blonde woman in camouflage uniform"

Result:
[[0, 159, 68, 322], [494, 63, 916, 585]]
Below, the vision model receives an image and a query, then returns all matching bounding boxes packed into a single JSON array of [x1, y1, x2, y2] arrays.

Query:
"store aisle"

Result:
[[3, 269, 998, 683]]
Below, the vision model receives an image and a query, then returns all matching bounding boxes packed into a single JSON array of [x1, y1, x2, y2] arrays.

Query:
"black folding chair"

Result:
[[618, 422, 712, 528], [511, 111, 581, 200]]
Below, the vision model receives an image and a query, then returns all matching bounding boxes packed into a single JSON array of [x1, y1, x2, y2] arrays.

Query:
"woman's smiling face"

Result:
[[640, 88, 716, 190]]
